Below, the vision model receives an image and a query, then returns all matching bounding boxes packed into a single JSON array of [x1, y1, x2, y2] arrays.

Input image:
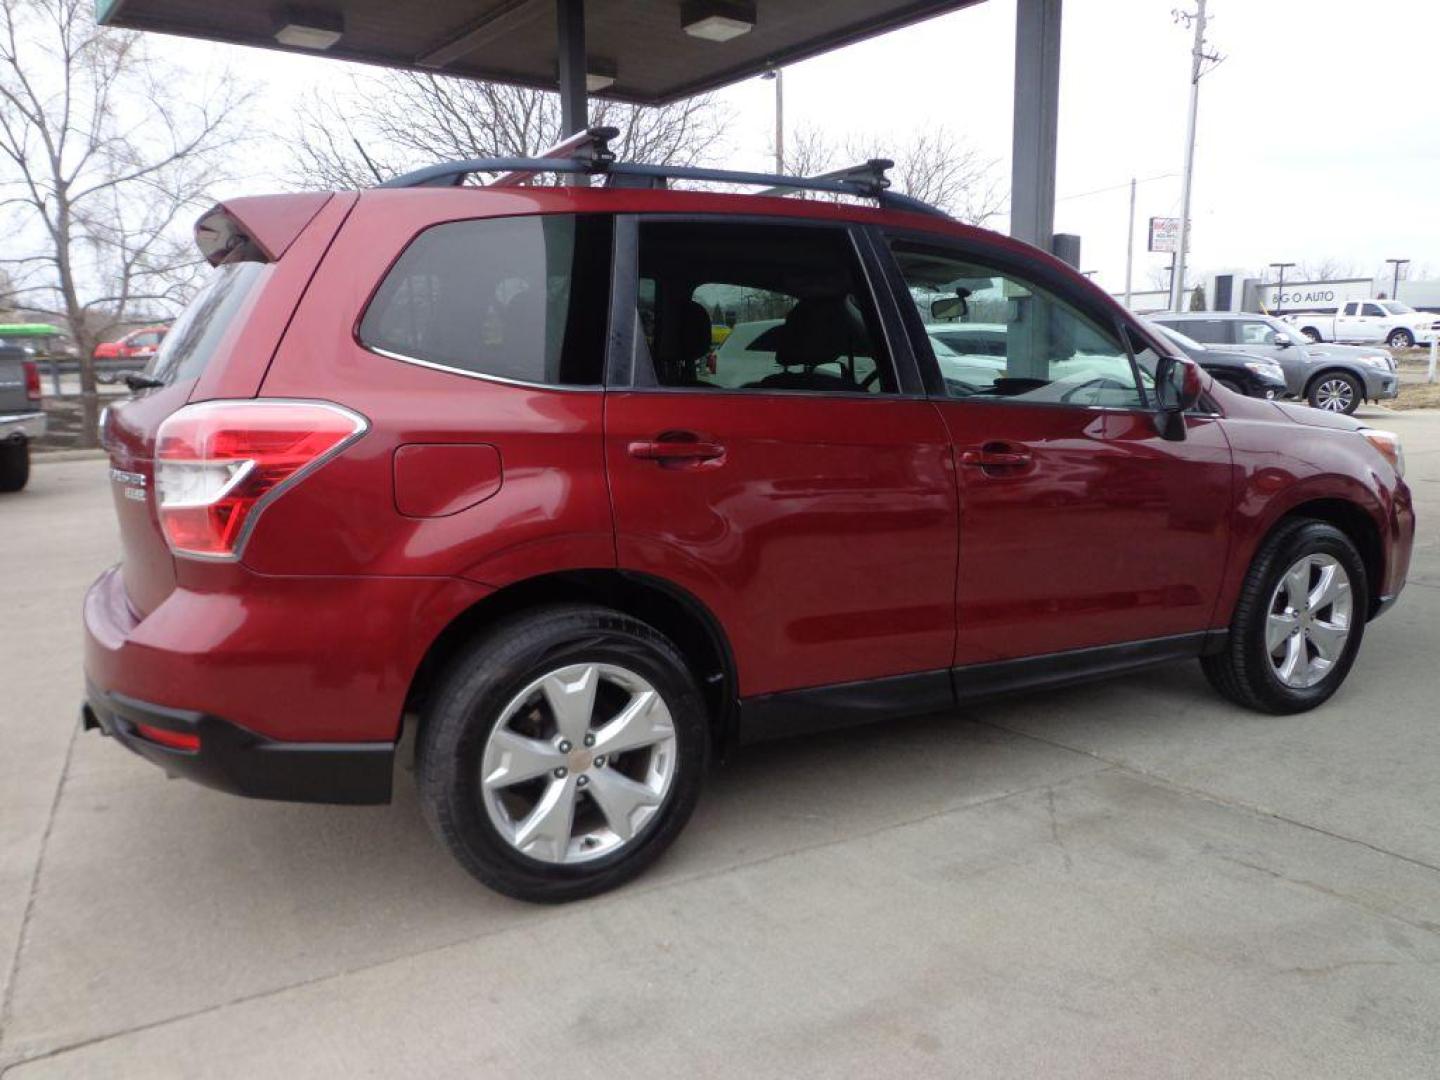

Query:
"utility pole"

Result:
[[1386, 258, 1409, 300], [762, 67, 784, 172], [1123, 176, 1136, 309], [1269, 261, 1294, 315], [1169, 1, 1221, 312]]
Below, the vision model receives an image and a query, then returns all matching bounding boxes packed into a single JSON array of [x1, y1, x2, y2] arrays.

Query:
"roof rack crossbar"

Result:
[[488, 125, 619, 187], [378, 126, 619, 189], [754, 158, 894, 198], [377, 150, 948, 219]]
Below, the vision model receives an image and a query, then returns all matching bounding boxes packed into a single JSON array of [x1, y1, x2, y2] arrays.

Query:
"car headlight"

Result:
[[1243, 361, 1284, 379], [1359, 428, 1404, 477], [1359, 355, 1390, 369]]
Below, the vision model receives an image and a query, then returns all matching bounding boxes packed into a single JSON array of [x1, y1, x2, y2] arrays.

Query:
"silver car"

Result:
[[1149, 311, 1398, 415]]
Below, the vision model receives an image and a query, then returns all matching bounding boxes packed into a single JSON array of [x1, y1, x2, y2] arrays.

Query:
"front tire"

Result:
[[1307, 371, 1361, 414], [1201, 520, 1368, 714], [1387, 328, 1414, 350], [417, 604, 708, 902], [0, 440, 30, 492]]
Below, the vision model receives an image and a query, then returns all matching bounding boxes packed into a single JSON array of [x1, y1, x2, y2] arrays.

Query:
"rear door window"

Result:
[[634, 220, 896, 394], [1171, 319, 1231, 345], [359, 214, 612, 386]]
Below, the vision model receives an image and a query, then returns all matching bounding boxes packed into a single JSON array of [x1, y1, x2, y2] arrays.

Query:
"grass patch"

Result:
[[1388, 381, 1440, 411]]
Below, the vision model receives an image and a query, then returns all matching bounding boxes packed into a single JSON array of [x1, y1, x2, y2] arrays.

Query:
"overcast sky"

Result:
[[168, 0, 1440, 294]]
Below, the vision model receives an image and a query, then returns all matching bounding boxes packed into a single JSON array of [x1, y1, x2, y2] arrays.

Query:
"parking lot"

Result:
[[2, 405, 1438, 1078]]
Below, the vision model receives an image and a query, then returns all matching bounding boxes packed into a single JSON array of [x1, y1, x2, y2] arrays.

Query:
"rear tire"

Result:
[[0, 441, 30, 492], [416, 604, 708, 902], [1307, 371, 1361, 415], [1201, 520, 1368, 714], [1386, 328, 1414, 350]]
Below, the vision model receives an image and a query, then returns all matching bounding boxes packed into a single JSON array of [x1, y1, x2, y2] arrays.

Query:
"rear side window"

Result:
[[147, 262, 269, 384], [359, 214, 612, 386]]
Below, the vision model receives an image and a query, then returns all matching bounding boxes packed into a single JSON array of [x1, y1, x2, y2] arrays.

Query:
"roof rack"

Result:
[[377, 126, 948, 219]]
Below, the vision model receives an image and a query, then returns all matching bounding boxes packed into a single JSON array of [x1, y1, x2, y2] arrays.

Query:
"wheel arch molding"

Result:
[[403, 568, 740, 756]]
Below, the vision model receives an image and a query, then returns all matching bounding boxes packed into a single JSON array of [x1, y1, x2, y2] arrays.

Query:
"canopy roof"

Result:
[[96, 0, 984, 104]]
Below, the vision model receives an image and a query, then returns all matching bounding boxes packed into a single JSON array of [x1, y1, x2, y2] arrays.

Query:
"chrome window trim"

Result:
[[367, 347, 602, 393]]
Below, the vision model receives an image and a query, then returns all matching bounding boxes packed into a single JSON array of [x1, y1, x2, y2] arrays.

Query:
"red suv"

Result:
[[83, 138, 1414, 901]]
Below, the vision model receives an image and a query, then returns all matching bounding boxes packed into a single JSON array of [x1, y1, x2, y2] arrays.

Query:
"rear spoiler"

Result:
[[194, 193, 333, 267]]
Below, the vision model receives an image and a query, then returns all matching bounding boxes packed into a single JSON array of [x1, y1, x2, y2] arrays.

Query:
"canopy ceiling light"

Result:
[[681, 0, 757, 42], [272, 5, 343, 50], [586, 58, 617, 93]]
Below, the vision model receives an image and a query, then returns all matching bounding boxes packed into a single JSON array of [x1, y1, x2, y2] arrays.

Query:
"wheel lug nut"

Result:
[[593, 755, 606, 767], [554, 767, 567, 778], [577, 775, 589, 787], [558, 740, 572, 753], [583, 734, 595, 747]]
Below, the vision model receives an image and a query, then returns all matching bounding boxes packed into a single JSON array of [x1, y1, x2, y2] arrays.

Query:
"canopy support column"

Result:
[[556, 0, 589, 184], [1010, 0, 1060, 251]]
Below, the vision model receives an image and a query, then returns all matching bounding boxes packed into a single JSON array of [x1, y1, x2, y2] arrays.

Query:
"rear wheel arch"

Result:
[[403, 569, 738, 755]]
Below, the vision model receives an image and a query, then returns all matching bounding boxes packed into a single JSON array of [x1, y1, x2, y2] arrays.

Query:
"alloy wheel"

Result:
[[1313, 378, 1355, 413], [1265, 554, 1353, 688], [480, 662, 677, 864]]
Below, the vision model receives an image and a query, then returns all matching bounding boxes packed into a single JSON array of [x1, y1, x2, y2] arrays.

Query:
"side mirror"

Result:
[[1274, 332, 1292, 348], [1154, 355, 1202, 440]]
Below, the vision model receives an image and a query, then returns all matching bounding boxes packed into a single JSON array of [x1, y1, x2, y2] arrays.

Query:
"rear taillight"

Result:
[[154, 399, 367, 559], [23, 360, 41, 402]]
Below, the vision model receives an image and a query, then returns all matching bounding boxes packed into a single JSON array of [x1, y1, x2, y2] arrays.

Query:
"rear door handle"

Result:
[[960, 443, 1032, 469], [627, 434, 726, 464]]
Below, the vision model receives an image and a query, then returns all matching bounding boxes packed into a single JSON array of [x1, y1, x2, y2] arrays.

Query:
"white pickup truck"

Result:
[[1284, 299, 1440, 349]]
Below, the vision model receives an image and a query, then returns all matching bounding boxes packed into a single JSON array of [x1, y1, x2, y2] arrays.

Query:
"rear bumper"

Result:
[[82, 683, 394, 805], [0, 411, 45, 441], [81, 562, 493, 803]]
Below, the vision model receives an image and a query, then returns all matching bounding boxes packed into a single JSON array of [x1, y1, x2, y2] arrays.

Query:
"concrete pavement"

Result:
[[2, 405, 1438, 1078]]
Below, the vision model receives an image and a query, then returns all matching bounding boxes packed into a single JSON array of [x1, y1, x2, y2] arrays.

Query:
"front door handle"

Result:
[[960, 442, 1032, 470], [628, 433, 726, 465]]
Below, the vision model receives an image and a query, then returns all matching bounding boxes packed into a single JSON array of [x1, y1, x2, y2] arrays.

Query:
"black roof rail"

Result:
[[377, 132, 949, 219]]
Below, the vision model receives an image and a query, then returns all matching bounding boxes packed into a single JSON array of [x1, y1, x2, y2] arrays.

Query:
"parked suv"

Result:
[[1149, 311, 1397, 414], [82, 150, 1415, 901]]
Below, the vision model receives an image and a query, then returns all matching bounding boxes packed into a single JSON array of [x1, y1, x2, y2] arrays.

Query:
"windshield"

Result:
[[1380, 301, 1415, 315]]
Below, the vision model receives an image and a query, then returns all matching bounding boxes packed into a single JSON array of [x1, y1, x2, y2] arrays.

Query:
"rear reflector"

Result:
[[23, 359, 40, 402], [135, 723, 201, 751], [155, 399, 367, 559]]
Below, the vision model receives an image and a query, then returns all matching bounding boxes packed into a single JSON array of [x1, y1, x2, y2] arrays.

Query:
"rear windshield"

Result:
[[146, 262, 269, 384]]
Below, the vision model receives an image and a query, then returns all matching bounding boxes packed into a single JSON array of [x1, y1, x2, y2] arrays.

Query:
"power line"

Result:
[[1057, 171, 1178, 203]]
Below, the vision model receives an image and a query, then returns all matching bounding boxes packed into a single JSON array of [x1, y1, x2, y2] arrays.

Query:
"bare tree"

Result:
[[0, 0, 251, 443], [1296, 258, 1359, 282], [1145, 263, 1177, 292], [290, 72, 731, 189], [775, 124, 1005, 226]]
